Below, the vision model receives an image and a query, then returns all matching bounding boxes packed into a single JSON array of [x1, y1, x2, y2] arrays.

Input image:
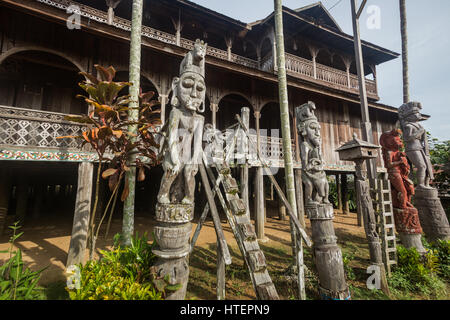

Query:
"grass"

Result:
[[38, 226, 449, 301]]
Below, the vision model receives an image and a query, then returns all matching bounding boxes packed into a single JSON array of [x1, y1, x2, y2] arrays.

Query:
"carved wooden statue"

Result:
[[296, 101, 330, 205], [380, 129, 425, 252], [398, 102, 450, 241], [296, 101, 350, 300], [153, 39, 207, 300]]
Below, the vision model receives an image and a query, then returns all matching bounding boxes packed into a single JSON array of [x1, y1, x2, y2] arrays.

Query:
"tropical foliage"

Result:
[[0, 223, 45, 300], [58, 65, 162, 256], [67, 233, 179, 300]]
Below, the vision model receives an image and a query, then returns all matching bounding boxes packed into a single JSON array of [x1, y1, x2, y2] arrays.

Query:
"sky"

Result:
[[191, 0, 450, 141]]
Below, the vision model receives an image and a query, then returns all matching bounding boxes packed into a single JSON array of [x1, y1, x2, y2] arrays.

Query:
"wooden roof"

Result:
[[250, 4, 399, 65]]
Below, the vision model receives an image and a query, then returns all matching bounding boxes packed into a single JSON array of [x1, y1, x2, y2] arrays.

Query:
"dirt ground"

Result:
[[0, 204, 365, 287]]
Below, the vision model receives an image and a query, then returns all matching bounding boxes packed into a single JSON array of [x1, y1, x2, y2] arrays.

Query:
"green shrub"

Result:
[[67, 232, 180, 300], [424, 239, 450, 280], [389, 245, 447, 298], [0, 223, 45, 300], [342, 252, 356, 281]]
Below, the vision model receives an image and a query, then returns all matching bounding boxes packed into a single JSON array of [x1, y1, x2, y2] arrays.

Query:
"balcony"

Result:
[[262, 53, 378, 98], [36, 0, 377, 98], [0, 105, 96, 161]]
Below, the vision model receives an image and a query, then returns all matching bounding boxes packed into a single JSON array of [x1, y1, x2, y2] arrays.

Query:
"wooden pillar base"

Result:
[[415, 187, 450, 241], [153, 203, 193, 300], [67, 162, 94, 267], [306, 203, 350, 300]]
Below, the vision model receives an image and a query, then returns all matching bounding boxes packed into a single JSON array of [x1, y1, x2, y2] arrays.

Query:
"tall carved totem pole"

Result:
[[398, 102, 450, 241], [296, 102, 350, 300], [153, 40, 207, 299], [380, 129, 426, 253]]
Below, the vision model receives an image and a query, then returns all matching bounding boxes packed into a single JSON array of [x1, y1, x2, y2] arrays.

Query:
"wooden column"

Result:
[[278, 179, 287, 221], [240, 107, 250, 218], [211, 103, 218, 130], [293, 112, 306, 228], [159, 94, 168, 125], [342, 174, 350, 215], [216, 239, 225, 300], [0, 168, 11, 235], [336, 174, 343, 212], [225, 36, 233, 62], [354, 173, 362, 226], [15, 174, 28, 224], [67, 162, 94, 267], [254, 110, 265, 240]]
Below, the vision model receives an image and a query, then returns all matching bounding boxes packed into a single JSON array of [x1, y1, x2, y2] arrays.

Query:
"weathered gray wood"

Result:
[[341, 174, 350, 215], [294, 169, 306, 227], [216, 239, 226, 300], [336, 174, 343, 212], [67, 161, 93, 267], [236, 114, 311, 246], [198, 163, 232, 265], [350, 0, 377, 180], [255, 167, 265, 240], [240, 107, 250, 219]]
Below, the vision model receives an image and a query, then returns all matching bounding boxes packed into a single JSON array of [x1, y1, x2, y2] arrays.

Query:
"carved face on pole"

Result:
[[171, 71, 206, 113], [305, 120, 321, 147]]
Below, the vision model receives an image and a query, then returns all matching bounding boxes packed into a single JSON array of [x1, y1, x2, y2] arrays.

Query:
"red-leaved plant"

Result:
[[59, 65, 161, 259]]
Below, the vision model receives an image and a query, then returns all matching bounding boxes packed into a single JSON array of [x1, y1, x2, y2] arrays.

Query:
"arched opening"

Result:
[[217, 94, 254, 131], [315, 48, 333, 68], [331, 54, 347, 72], [286, 38, 312, 61], [234, 40, 258, 61], [0, 50, 85, 114]]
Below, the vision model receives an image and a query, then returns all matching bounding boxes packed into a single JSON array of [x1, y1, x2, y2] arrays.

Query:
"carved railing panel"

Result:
[[0, 106, 87, 150]]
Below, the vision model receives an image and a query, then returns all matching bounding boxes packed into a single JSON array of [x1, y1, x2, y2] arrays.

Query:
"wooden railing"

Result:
[[283, 53, 378, 97], [36, 0, 378, 97], [0, 105, 88, 150]]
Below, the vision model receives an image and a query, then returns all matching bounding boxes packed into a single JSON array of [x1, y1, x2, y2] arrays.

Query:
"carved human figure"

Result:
[[354, 163, 379, 239], [380, 129, 415, 209], [296, 101, 329, 205], [398, 102, 434, 189], [157, 40, 207, 205]]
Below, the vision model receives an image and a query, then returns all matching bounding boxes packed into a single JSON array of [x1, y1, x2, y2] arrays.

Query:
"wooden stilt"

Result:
[[278, 179, 287, 221], [216, 239, 226, 300], [67, 162, 94, 267], [336, 174, 343, 212], [354, 174, 362, 226], [342, 174, 350, 215], [294, 169, 306, 228], [256, 167, 265, 240]]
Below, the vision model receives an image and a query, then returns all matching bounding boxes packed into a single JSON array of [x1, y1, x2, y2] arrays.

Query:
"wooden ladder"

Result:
[[372, 177, 397, 276], [202, 158, 280, 299]]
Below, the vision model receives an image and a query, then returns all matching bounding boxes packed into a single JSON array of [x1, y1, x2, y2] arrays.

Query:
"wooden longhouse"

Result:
[[0, 0, 401, 246]]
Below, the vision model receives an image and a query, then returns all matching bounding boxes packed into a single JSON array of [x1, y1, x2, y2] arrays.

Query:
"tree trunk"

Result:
[[273, 0, 305, 300], [399, 0, 409, 103], [123, 0, 143, 246]]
